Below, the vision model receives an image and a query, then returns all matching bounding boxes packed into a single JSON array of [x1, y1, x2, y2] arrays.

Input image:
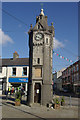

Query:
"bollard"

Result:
[[69, 95, 71, 106]]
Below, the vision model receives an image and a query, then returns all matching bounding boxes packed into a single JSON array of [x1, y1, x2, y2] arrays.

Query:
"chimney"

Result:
[[13, 51, 19, 59]]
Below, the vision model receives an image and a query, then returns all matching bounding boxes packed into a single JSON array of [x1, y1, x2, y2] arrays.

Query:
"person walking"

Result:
[[18, 87, 19, 92], [6, 90, 8, 100], [8, 87, 11, 97]]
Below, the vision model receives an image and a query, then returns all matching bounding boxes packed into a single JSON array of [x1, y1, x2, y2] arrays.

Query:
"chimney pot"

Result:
[[13, 51, 19, 59]]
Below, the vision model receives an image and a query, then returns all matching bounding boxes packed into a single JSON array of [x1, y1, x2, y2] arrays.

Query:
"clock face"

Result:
[[35, 33, 43, 40]]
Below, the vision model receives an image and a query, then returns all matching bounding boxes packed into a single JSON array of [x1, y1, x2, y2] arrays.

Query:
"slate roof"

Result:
[[28, 14, 54, 35], [32, 17, 49, 31], [0, 58, 29, 66]]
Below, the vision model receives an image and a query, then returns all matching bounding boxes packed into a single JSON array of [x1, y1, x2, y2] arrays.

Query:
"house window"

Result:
[[23, 67, 27, 76], [77, 73, 79, 80], [69, 69, 71, 74], [76, 64, 78, 71], [0, 66, 2, 73], [37, 58, 40, 64], [12, 68, 16, 76], [74, 74, 75, 81], [73, 66, 75, 72], [71, 67, 73, 73], [72, 75, 74, 82]]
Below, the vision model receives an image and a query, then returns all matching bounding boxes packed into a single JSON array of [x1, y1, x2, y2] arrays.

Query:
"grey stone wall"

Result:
[[27, 11, 54, 106]]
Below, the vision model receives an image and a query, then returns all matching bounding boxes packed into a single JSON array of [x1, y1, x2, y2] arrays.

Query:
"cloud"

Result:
[[53, 37, 64, 49], [64, 39, 68, 43], [0, 28, 14, 45]]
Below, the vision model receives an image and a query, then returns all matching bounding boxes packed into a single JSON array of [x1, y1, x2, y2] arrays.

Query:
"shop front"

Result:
[[73, 83, 80, 93], [0, 78, 6, 95], [9, 77, 28, 95]]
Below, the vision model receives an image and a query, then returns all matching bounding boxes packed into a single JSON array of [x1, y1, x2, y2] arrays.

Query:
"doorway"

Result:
[[34, 83, 41, 103]]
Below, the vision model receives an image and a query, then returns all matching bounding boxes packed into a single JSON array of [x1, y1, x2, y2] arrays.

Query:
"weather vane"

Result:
[[40, 3, 44, 9]]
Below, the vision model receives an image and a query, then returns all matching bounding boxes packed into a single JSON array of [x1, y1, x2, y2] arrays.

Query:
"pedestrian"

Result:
[[15, 87, 16, 93], [12, 87, 14, 94], [8, 87, 10, 96], [10, 87, 12, 96], [6, 90, 8, 100], [18, 87, 19, 92], [13, 87, 15, 95]]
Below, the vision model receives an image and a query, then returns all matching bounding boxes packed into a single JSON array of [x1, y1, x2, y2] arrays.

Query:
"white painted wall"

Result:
[[6, 66, 29, 90], [0, 67, 6, 78], [7, 66, 29, 78], [53, 68, 66, 91], [0, 66, 29, 91], [57, 68, 66, 78]]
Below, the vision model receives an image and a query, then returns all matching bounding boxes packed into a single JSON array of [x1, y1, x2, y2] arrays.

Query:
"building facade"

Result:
[[0, 52, 29, 95], [62, 60, 80, 93], [0, 65, 6, 94], [53, 68, 65, 92], [27, 9, 54, 106]]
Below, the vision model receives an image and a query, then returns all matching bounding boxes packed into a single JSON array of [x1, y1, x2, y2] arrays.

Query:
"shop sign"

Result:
[[9, 77, 28, 83]]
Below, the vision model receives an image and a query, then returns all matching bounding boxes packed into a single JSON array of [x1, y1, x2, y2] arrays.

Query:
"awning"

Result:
[[9, 77, 28, 83], [63, 82, 71, 85], [66, 83, 71, 85], [73, 84, 80, 86]]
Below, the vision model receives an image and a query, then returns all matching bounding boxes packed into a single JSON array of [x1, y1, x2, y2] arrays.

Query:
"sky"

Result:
[[1, 2, 78, 72]]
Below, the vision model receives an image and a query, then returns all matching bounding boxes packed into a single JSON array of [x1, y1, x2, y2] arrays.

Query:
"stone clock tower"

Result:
[[27, 9, 54, 106]]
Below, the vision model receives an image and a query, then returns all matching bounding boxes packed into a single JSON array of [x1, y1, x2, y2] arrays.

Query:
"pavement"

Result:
[[0, 95, 79, 119]]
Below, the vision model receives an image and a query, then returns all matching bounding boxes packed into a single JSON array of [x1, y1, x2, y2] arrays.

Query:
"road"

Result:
[[0, 95, 79, 119], [54, 95, 79, 106]]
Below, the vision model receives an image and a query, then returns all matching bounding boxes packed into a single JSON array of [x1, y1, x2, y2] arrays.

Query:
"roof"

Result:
[[62, 59, 80, 73], [1, 58, 29, 66], [28, 10, 54, 35]]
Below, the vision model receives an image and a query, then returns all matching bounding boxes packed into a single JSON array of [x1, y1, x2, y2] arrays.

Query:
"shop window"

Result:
[[23, 67, 27, 76], [12, 68, 16, 76], [0, 83, 2, 90], [0, 66, 2, 73]]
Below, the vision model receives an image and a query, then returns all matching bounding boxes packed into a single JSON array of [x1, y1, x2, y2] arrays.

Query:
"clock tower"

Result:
[[27, 9, 54, 106]]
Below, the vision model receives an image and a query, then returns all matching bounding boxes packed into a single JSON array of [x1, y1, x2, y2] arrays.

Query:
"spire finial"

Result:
[[40, 9, 44, 16]]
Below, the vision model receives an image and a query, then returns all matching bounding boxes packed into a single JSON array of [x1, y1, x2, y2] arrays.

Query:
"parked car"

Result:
[[60, 88, 64, 92], [60, 88, 69, 93], [63, 89, 69, 93], [76, 89, 80, 93]]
